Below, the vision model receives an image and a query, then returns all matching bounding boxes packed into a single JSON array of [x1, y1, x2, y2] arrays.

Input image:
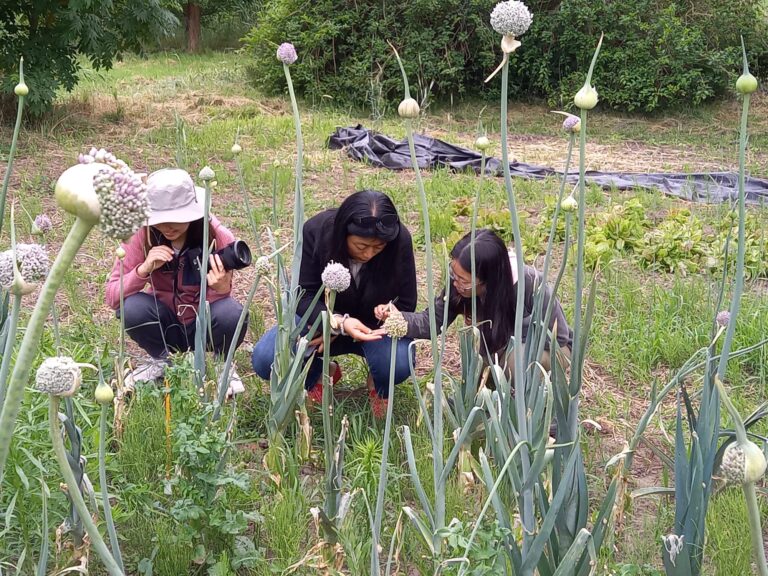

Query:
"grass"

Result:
[[1, 50, 768, 574]]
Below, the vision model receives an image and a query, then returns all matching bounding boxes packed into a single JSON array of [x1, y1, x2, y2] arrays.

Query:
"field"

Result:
[[1, 50, 767, 575]]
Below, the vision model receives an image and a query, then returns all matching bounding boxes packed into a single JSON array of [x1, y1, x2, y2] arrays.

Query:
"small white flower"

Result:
[[321, 261, 351, 292], [490, 0, 533, 37]]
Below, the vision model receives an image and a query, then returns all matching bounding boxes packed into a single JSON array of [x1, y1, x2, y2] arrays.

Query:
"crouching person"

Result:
[[105, 168, 248, 394]]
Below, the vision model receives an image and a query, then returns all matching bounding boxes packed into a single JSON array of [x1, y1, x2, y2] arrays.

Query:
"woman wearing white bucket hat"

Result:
[[105, 168, 247, 394]]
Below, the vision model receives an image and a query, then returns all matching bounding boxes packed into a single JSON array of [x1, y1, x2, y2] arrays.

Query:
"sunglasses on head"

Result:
[[354, 214, 399, 228]]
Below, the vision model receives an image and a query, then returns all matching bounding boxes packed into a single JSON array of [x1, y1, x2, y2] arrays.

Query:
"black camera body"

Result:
[[160, 240, 252, 285]]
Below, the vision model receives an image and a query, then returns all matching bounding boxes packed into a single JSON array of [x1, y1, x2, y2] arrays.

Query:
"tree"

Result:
[[0, 0, 178, 116], [178, 0, 260, 53]]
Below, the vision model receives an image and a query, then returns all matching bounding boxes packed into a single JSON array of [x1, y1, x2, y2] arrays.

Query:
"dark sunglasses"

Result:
[[354, 214, 399, 228]]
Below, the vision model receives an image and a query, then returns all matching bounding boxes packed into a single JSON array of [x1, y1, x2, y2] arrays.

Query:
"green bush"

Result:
[[243, 0, 768, 112]]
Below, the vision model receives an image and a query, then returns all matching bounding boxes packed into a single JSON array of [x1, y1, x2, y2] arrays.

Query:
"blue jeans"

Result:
[[251, 320, 414, 399]]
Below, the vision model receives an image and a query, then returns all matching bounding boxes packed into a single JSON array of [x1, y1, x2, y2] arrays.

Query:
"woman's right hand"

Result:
[[137, 245, 174, 277], [374, 302, 399, 321]]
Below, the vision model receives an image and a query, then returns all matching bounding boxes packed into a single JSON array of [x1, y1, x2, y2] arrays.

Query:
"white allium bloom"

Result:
[[32, 214, 53, 235], [490, 0, 533, 37], [383, 310, 409, 339], [255, 256, 272, 276], [94, 166, 150, 240], [78, 147, 127, 171], [34, 356, 83, 397], [321, 261, 351, 292]]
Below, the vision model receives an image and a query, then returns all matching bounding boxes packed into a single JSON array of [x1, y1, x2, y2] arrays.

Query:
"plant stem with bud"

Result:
[[0, 217, 94, 483]]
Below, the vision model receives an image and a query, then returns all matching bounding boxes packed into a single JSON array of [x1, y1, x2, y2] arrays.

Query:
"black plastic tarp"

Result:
[[327, 125, 768, 204]]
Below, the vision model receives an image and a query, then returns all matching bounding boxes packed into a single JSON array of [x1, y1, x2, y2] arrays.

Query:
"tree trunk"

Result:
[[184, 2, 201, 53]]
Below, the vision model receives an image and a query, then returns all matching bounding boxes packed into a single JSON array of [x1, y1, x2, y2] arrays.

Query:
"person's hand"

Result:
[[374, 302, 399, 321], [207, 254, 233, 292], [342, 317, 382, 342], [308, 334, 337, 354], [138, 245, 174, 277]]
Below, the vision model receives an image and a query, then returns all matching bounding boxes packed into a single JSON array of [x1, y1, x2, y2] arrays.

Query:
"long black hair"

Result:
[[449, 229, 516, 354]]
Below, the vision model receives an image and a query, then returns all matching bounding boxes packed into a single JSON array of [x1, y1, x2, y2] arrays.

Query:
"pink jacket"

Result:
[[105, 215, 236, 324]]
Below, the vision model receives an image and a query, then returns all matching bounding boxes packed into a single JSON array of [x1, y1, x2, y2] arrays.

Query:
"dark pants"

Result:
[[120, 292, 247, 359], [251, 319, 414, 399]]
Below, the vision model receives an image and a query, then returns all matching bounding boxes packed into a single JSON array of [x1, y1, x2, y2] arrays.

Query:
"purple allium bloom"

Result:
[[321, 261, 351, 292], [94, 166, 150, 241], [0, 244, 50, 288], [276, 43, 298, 65], [562, 114, 580, 133], [32, 214, 52, 235], [716, 310, 731, 327], [490, 0, 533, 37]]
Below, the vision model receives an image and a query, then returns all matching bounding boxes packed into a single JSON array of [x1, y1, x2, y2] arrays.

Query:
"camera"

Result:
[[177, 240, 252, 285]]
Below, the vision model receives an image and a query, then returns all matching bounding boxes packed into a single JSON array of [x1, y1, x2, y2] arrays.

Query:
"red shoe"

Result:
[[307, 363, 342, 404], [369, 389, 388, 420]]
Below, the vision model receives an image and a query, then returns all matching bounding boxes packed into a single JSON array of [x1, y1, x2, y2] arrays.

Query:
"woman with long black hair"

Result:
[[376, 229, 572, 378], [251, 190, 417, 417]]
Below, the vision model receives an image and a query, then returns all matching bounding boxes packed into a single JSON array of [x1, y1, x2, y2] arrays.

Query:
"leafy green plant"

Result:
[[437, 518, 511, 575], [582, 198, 648, 269], [637, 210, 707, 275]]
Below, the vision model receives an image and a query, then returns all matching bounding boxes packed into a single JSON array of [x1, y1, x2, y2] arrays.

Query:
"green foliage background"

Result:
[[244, 0, 768, 111], [0, 0, 178, 116]]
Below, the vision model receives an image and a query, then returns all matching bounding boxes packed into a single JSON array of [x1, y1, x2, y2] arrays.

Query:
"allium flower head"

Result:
[[34, 356, 84, 397], [0, 252, 14, 288], [490, 0, 533, 37], [383, 310, 409, 339], [716, 310, 731, 327], [562, 114, 581, 133], [15, 244, 50, 283], [79, 147, 127, 171], [0, 244, 50, 290], [94, 166, 150, 240], [32, 214, 53, 235], [321, 261, 351, 292], [277, 43, 298, 65], [199, 166, 215, 181], [255, 256, 272, 276]]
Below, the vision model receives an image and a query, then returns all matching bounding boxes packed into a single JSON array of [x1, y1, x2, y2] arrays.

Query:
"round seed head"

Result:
[[0, 251, 14, 288], [475, 136, 491, 151], [231, 143, 242, 155], [14, 82, 29, 97], [276, 43, 298, 65], [95, 166, 151, 241], [255, 256, 272, 276], [34, 356, 83, 397], [15, 243, 50, 283], [490, 0, 533, 37], [321, 261, 351, 292], [716, 310, 730, 327], [383, 310, 409, 339], [95, 380, 115, 404], [560, 195, 578, 213], [721, 441, 767, 484]]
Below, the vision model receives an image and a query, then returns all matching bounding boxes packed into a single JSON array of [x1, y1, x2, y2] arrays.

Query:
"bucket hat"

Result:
[[145, 168, 206, 226]]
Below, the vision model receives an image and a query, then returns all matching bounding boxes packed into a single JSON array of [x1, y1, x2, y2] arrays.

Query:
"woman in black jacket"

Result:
[[376, 229, 572, 380], [251, 190, 417, 417]]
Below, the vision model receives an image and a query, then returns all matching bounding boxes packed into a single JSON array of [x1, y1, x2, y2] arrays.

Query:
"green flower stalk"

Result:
[[95, 373, 124, 572], [193, 166, 214, 391], [714, 376, 768, 576], [0, 153, 148, 482], [277, 42, 305, 293], [390, 41, 444, 553], [371, 321, 403, 573], [470, 131, 491, 328], [48, 393, 124, 575], [0, 58, 28, 239]]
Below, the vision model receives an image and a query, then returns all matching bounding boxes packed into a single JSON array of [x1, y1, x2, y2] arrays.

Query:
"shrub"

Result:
[[244, 0, 768, 112]]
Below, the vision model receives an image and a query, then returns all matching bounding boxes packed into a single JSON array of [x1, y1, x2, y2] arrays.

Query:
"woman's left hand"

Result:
[[207, 254, 233, 292]]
